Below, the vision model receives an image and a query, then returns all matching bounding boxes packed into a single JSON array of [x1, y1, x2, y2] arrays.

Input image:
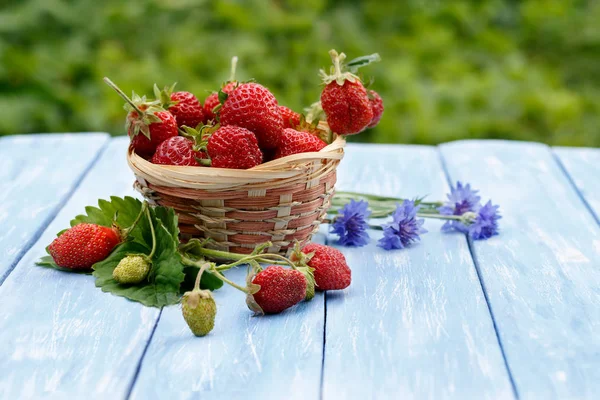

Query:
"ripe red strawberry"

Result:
[[275, 128, 327, 159], [219, 83, 283, 149], [151, 136, 205, 166], [297, 243, 351, 290], [207, 126, 263, 169], [367, 90, 384, 128], [154, 83, 205, 129], [48, 223, 121, 270], [104, 78, 178, 157], [251, 266, 307, 313], [128, 110, 178, 157], [279, 106, 301, 129], [321, 80, 372, 135], [203, 82, 237, 122], [169, 91, 204, 129], [319, 50, 373, 135]]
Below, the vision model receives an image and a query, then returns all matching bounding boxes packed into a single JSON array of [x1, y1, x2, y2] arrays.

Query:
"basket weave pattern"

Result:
[[128, 135, 345, 255]]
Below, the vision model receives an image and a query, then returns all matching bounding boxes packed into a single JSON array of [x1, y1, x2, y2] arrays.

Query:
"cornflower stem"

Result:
[[333, 191, 444, 208], [417, 213, 464, 221]]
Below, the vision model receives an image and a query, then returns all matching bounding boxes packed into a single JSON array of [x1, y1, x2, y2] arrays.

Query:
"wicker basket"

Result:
[[128, 128, 345, 256]]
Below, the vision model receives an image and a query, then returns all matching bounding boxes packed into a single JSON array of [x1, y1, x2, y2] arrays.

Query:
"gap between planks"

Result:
[[436, 146, 520, 400]]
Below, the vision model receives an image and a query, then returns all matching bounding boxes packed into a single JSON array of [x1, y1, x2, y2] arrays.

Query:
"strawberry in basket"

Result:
[[154, 83, 205, 129], [203, 57, 239, 123], [219, 82, 284, 150], [104, 78, 178, 157]]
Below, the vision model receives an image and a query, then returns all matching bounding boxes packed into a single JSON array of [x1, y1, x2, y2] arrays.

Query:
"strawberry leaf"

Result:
[[36, 255, 93, 274], [92, 205, 186, 307], [71, 196, 149, 246], [92, 241, 183, 307]]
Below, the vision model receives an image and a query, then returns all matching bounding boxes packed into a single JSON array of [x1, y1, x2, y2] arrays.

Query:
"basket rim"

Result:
[[127, 134, 345, 189]]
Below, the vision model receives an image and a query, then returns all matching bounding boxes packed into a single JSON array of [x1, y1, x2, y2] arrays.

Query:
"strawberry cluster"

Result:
[[104, 49, 383, 170], [179, 240, 352, 336]]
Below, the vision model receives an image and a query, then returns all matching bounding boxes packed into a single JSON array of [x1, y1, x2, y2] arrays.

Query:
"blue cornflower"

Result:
[[468, 201, 501, 240], [438, 181, 482, 233], [378, 200, 427, 250], [331, 199, 371, 246]]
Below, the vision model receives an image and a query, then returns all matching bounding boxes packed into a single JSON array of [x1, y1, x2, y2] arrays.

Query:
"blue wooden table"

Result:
[[1, 133, 599, 400]]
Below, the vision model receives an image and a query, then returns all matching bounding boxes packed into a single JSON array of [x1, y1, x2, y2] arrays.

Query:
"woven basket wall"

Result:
[[127, 132, 345, 255]]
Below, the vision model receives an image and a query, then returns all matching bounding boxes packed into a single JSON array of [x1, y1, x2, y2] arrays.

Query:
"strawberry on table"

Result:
[[206, 125, 263, 169], [320, 50, 373, 135], [48, 223, 121, 270], [294, 243, 351, 291], [275, 128, 327, 159], [219, 82, 284, 150], [151, 136, 205, 166], [104, 78, 178, 157], [250, 266, 307, 314]]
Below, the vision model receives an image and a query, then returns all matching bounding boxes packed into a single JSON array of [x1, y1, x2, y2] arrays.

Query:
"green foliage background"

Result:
[[1, 0, 599, 146]]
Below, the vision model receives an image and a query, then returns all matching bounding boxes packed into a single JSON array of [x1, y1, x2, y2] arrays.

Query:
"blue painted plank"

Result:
[[440, 140, 600, 400], [0, 137, 164, 398], [553, 147, 600, 223], [322, 145, 514, 399], [0, 133, 109, 284], [129, 234, 327, 399]]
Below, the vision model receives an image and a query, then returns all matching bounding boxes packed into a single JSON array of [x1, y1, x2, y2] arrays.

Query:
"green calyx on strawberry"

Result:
[[104, 77, 178, 156], [296, 265, 316, 301], [179, 123, 219, 166]]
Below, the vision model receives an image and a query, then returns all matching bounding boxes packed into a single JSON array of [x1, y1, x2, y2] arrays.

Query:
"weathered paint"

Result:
[[0, 134, 109, 284], [322, 145, 515, 400], [441, 140, 600, 399]]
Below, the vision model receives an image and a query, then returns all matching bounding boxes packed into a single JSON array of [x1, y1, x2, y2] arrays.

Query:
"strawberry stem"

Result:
[[193, 262, 211, 292], [229, 56, 238, 82], [209, 267, 248, 293], [330, 49, 344, 79], [103, 77, 144, 115], [145, 207, 157, 259], [120, 201, 148, 238]]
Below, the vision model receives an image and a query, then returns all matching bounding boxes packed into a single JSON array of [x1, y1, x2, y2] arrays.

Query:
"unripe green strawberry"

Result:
[[181, 289, 217, 337], [113, 255, 150, 284]]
